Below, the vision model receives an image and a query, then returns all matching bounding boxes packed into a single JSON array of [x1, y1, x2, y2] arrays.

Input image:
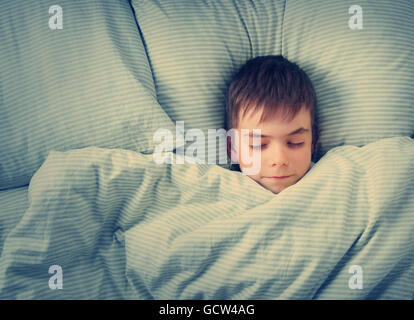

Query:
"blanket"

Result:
[[0, 136, 413, 299]]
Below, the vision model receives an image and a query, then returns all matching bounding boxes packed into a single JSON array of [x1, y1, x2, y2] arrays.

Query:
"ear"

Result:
[[227, 135, 239, 164]]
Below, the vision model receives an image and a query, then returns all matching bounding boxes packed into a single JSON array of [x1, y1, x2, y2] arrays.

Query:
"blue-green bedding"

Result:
[[0, 136, 413, 299]]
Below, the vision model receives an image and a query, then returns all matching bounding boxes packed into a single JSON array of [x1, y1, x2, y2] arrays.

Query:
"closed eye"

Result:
[[288, 142, 304, 148], [250, 144, 268, 150]]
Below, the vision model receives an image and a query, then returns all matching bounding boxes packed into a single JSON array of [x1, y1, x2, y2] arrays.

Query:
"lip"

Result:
[[265, 176, 291, 180]]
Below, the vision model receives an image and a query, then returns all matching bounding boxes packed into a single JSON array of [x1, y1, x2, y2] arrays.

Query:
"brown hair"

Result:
[[225, 55, 319, 153]]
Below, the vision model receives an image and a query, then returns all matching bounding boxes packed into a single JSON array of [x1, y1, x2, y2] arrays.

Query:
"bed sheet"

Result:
[[0, 137, 413, 299], [0, 186, 29, 256]]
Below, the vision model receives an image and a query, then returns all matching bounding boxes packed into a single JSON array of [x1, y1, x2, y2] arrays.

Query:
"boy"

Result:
[[226, 55, 319, 194]]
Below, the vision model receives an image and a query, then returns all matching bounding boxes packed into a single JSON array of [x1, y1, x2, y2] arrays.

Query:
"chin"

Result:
[[269, 186, 285, 194], [261, 183, 287, 194], [262, 178, 297, 194], [253, 176, 298, 194]]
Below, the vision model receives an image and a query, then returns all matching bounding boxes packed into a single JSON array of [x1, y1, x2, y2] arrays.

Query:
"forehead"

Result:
[[237, 105, 311, 132]]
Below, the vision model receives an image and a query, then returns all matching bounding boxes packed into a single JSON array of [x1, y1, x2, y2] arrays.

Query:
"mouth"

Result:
[[265, 176, 291, 180]]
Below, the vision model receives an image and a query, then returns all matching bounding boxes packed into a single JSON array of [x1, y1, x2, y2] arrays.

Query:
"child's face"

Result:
[[229, 105, 313, 194]]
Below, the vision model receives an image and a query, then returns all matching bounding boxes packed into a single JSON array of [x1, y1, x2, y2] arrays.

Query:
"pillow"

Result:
[[281, 0, 414, 160], [131, 0, 286, 166], [0, 0, 178, 189]]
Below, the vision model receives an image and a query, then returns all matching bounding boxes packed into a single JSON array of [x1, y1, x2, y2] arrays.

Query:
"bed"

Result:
[[0, 0, 413, 299]]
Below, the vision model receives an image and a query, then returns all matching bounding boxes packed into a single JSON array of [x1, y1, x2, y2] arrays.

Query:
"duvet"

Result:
[[0, 136, 413, 299]]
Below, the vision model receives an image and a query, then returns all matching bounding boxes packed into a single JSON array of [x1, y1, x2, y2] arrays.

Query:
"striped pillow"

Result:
[[282, 0, 414, 159], [0, 0, 177, 189], [131, 0, 286, 165], [133, 0, 414, 163]]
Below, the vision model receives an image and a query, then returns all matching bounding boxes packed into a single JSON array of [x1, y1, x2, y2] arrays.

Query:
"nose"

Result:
[[270, 144, 289, 167]]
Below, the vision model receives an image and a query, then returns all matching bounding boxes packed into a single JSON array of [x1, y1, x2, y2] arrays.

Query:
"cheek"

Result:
[[239, 151, 266, 177], [292, 146, 312, 170]]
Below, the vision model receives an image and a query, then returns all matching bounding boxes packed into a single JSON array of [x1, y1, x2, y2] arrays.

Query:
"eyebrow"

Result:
[[243, 127, 309, 138]]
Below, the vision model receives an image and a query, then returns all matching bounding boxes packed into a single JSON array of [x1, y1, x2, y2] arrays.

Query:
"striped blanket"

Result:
[[0, 136, 413, 299]]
